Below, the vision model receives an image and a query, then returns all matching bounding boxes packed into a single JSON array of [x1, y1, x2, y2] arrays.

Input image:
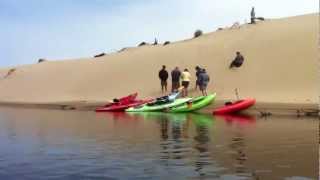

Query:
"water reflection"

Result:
[[218, 114, 261, 179], [192, 114, 213, 177], [131, 113, 192, 163], [0, 108, 317, 179], [127, 112, 217, 177], [217, 114, 256, 127]]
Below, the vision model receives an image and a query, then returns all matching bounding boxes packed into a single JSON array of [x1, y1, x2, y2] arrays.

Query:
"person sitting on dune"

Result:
[[229, 52, 244, 69]]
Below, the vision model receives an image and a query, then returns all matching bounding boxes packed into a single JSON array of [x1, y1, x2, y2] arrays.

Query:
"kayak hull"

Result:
[[126, 98, 192, 112], [213, 98, 256, 115], [168, 93, 216, 113]]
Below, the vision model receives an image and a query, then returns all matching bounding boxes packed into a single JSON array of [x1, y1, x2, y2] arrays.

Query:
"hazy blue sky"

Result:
[[0, 0, 317, 67]]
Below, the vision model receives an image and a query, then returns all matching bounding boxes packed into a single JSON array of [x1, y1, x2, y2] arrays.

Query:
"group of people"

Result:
[[158, 65, 210, 97], [158, 51, 245, 97]]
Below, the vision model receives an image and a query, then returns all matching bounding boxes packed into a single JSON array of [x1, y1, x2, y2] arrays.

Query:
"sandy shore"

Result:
[[0, 13, 318, 115]]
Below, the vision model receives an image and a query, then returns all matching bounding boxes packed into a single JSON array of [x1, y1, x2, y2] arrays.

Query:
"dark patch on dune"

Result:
[[4, 68, 16, 78], [38, 58, 47, 63], [94, 53, 106, 58], [163, 41, 171, 46], [194, 30, 203, 38]]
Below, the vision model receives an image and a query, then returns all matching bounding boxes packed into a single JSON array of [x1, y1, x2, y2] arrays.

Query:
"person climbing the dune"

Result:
[[229, 51, 244, 69], [171, 67, 181, 93], [159, 65, 169, 93], [195, 66, 201, 90], [181, 68, 191, 97], [198, 69, 210, 96]]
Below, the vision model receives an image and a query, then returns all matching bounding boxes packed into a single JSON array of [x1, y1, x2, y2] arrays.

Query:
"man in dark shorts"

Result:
[[158, 65, 169, 93], [229, 51, 244, 69], [171, 67, 181, 92], [195, 66, 201, 90]]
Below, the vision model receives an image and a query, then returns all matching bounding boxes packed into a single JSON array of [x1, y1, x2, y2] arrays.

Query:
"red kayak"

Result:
[[96, 99, 152, 112], [102, 93, 138, 107], [96, 93, 152, 112], [213, 98, 256, 115]]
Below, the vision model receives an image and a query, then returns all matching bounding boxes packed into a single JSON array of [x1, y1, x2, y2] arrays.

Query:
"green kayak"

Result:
[[168, 93, 216, 113], [126, 97, 192, 112]]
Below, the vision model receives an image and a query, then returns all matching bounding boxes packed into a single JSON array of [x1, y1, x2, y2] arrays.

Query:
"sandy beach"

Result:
[[0, 13, 318, 114]]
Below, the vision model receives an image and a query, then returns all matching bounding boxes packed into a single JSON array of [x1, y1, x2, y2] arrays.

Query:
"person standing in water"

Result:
[[158, 65, 169, 93], [171, 67, 181, 92], [250, 7, 256, 24], [198, 69, 210, 96], [181, 69, 191, 97], [195, 66, 201, 90]]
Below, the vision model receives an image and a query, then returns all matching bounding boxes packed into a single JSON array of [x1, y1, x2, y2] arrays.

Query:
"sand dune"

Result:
[[0, 14, 318, 108]]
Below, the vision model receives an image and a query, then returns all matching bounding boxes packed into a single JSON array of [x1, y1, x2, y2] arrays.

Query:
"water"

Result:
[[0, 107, 317, 180]]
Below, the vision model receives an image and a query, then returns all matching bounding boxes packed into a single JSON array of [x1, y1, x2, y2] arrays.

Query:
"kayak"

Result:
[[168, 93, 216, 113], [102, 92, 138, 107], [95, 92, 153, 112], [95, 99, 152, 112], [126, 98, 192, 112], [213, 98, 256, 115]]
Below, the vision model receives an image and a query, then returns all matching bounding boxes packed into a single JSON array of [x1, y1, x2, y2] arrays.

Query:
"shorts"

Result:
[[172, 81, 180, 90], [200, 83, 208, 91], [182, 81, 190, 88], [161, 80, 167, 86]]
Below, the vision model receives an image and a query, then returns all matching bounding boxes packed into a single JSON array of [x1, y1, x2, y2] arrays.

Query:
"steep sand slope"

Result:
[[0, 14, 318, 105]]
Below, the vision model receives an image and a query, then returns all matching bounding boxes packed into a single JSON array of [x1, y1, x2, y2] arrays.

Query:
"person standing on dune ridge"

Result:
[[250, 7, 256, 24]]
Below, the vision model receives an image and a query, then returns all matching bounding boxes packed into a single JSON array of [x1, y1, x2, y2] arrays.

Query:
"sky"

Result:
[[0, 0, 317, 67]]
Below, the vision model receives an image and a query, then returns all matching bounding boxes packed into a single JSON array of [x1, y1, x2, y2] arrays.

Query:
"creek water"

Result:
[[0, 107, 317, 179]]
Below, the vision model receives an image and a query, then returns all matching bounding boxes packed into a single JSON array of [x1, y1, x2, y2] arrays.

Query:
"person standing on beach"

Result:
[[250, 7, 256, 24], [195, 66, 201, 90], [198, 69, 210, 96], [229, 51, 245, 69], [181, 69, 191, 97], [159, 65, 169, 93], [171, 67, 181, 92]]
